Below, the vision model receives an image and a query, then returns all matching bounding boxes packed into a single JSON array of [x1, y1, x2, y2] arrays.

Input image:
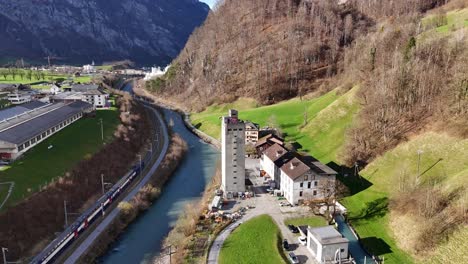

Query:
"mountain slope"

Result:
[[0, 0, 209, 65]]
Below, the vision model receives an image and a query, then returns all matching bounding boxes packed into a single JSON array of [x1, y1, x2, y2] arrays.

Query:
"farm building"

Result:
[[0, 101, 94, 161]]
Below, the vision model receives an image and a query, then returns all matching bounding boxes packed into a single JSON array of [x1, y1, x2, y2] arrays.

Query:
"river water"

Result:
[[102, 85, 219, 263]]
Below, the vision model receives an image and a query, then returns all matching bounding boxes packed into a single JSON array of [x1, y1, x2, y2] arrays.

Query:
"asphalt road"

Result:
[[63, 102, 169, 264]]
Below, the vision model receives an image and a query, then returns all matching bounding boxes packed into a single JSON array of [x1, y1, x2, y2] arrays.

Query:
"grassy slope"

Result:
[[0, 109, 120, 210], [342, 132, 468, 264], [284, 216, 327, 228], [219, 215, 285, 264], [420, 8, 468, 37], [192, 87, 359, 164]]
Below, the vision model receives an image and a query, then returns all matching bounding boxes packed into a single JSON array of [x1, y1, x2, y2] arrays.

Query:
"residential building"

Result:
[[307, 226, 349, 263], [279, 156, 337, 205], [50, 92, 86, 104], [0, 101, 94, 161], [50, 83, 62, 95], [221, 109, 246, 197], [70, 84, 109, 108], [7, 92, 33, 105], [244, 121, 259, 145], [260, 143, 292, 188], [83, 61, 96, 73], [255, 133, 284, 156]]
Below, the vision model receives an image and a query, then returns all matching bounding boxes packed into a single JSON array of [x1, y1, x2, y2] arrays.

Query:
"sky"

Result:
[[200, 0, 216, 8]]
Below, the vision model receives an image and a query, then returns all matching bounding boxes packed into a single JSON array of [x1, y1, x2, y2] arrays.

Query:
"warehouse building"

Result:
[[0, 101, 94, 161]]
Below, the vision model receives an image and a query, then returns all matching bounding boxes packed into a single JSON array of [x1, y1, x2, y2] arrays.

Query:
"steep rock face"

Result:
[[0, 0, 209, 65]]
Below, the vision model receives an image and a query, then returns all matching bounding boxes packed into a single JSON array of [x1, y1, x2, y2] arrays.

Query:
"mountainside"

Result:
[[0, 0, 209, 65], [144, 0, 468, 263]]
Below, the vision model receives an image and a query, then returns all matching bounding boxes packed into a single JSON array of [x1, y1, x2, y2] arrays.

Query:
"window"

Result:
[[340, 249, 345, 253], [239, 129, 243, 131], [18, 145, 24, 151], [313, 190, 317, 196], [233, 177, 237, 179], [42, 132, 46, 137], [304, 175, 308, 181], [233, 171, 237, 173], [36, 136, 41, 141], [299, 191, 303, 197], [31, 138, 36, 144], [314, 181, 318, 186], [308, 182, 311, 188], [300, 183, 303, 188], [233, 182, 237, 185]]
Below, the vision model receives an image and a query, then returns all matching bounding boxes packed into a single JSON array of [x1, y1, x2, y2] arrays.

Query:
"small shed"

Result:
[[210, 195, 223, 211]]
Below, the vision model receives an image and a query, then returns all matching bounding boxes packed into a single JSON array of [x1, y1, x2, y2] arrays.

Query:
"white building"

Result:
[[50, 84, 62, 95], [221, 109, 246, 197], [7, 92, 32, 105], [144, 66, 170, 80], [260, 143, 292, 188], [83, 61, 96, 73], [307, 226, 349, 263], [280, 156, 337, 205], [244, 121, 259, 145], [70, 84, 109, 108]]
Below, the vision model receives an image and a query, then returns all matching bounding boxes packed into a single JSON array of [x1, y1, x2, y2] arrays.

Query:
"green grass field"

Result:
[[420, 8, 468, 38], [284, 216, 327, 229], [219, 215, 285, 264], [0, 70, 94, 85], [192, 87, 359, 164], [342, 132, 468, 264], [0, 109, 120, 210]]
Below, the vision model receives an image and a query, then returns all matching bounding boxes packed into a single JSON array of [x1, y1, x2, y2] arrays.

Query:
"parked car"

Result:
[[298, 236, 307, 246], [288, 224, 299, 233], [283, 239, 290, 250], [279, 201, 289, 207], [288, 252, 300, 264]]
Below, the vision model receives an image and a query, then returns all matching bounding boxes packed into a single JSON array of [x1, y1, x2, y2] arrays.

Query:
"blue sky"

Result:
[[200, 0, 216, 8]]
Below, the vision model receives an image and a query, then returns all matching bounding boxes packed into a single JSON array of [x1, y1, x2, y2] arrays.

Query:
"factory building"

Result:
[[221, 109, 246, 197], [0, 101, 94, 161]]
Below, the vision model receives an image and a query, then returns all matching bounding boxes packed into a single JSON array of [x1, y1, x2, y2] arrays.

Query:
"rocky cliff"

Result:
[[0, 0, 209, 65]]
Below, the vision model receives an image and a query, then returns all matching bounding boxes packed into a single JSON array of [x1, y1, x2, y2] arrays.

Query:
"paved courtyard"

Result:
[[208, 158, 320, 264]]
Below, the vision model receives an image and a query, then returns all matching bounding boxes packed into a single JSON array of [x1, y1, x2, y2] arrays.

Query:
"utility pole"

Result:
[[100, 118, 104, 143], [64, 200, 68, 228], [101, 174, 105, 195], [2, 247, 7, 264]]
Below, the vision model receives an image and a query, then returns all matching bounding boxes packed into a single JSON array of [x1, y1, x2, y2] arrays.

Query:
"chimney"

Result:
[[290, 162, 296, 170], [276, 150, 283, 157]]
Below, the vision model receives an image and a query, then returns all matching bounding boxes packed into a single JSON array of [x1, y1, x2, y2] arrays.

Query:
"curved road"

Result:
[[63, 102, 169, 263]]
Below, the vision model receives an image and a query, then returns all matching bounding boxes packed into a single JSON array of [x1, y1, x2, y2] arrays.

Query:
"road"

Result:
[[207, 158, 315, 264], [63, 102, 169, 263]]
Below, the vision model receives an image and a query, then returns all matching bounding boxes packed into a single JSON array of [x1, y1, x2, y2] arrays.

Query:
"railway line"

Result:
[[31, 100, 169, 264]]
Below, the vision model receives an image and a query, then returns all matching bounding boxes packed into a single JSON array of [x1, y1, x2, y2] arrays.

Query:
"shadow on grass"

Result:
[[327, 161, 373, 195], [349, 197, 389, 221], [361, 237, 393, 255]]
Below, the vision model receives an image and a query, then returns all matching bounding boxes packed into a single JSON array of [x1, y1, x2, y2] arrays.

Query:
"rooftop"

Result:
[[308, 226, 348, 245], [263, 143, 289, 162], [0, 101, 93, 145], [280, 157, 310, 180], [71, 84, 100, 92], [255, 134, 284, 147], [0, 101, 47, 121]]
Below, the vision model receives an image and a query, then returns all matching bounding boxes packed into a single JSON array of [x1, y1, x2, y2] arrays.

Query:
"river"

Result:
[[101, 84, 219, 263]]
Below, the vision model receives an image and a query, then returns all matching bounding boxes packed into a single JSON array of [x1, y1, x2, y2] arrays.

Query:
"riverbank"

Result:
[[154, 164, 229, 264], [78, 133, 188, 263], [133, 82, 221, 149]]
